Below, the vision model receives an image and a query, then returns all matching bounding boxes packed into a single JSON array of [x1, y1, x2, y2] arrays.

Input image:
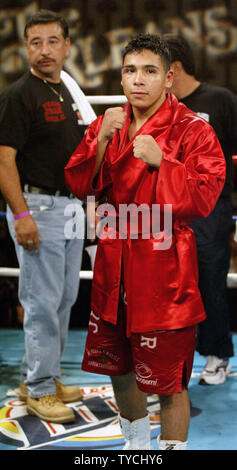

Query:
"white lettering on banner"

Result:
[[104, 28, 134, 68], [0, 4, 237, 88], [204, 6, 237, 56]]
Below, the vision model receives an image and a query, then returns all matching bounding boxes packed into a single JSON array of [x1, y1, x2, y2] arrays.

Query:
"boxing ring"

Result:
[[0, 95, 237, 453], [0, 91, 237, 287]]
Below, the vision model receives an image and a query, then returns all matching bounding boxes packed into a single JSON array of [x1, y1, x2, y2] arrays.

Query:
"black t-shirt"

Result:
[[0, 71, 86, 192], [180, 82, 237, 197]]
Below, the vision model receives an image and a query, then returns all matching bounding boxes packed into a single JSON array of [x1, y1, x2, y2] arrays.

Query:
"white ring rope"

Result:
[[0, 268, 236, 286], [0, 267, 93, 280], [87, 95, 127, 105]]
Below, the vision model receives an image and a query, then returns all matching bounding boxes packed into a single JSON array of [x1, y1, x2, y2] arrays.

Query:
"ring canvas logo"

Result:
[[0, 385, 160, 450]]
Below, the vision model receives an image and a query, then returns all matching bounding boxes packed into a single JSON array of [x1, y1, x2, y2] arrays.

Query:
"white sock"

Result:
[[119, 414, 153, 450]]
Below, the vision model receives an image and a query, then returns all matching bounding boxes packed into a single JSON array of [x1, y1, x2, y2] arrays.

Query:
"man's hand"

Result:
[[133, 135, 163, 168], [0, 145, 41, 252], [14, 215, 41, 252], [98, 107, 126, 143]]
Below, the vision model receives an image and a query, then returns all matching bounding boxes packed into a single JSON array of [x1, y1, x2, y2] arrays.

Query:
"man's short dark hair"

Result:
[[24, 9, 69, 39], [163, 34, 196, 76], [122, 33, 171, 72]]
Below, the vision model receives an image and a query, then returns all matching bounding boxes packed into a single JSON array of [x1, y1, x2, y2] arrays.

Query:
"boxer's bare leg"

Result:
[[111, 372, 147, 421], [159, 387, 190, 441]]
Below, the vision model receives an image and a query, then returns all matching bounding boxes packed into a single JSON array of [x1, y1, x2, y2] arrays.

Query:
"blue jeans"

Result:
[[7, 193, 85, 397]]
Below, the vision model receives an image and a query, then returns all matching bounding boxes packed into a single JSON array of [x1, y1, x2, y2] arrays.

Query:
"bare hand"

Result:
[[14, 215, 40, 252], [133, 135, 163, 168], [98, 107, 126, 143]]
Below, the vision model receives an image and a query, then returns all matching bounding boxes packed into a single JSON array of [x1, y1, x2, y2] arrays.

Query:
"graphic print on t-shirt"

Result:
[[42, 101, 66, 122]]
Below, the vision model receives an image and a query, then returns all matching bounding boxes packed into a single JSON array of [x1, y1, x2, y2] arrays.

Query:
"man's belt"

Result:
[[23, 184, 74, 198]]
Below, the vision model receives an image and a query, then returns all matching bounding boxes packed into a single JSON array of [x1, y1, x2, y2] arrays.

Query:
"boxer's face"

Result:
[[121, 49, 173, 113]]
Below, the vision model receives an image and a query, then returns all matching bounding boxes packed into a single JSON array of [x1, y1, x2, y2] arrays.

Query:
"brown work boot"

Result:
[[19, 380, 83, 403], [27, 395, 75, 423], [55, 380, 83, 403], [19, 381, 28, 401]]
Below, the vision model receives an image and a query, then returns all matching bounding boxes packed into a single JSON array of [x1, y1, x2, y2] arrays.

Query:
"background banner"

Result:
[[0, 0, 237, 103]]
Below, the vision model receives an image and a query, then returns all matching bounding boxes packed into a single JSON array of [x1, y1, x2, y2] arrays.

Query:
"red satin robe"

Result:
[[65, 94, 225, 335]]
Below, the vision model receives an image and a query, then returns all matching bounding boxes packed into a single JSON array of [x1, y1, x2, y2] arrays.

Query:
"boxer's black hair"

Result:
[[122, 33, 171, 72]]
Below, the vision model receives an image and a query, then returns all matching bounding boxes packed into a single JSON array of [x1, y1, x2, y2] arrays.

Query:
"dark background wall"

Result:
[[1, 0, 237, 100]]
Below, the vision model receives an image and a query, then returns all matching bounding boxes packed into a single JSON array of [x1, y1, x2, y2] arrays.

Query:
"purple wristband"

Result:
[[14, 211, 31, 220]]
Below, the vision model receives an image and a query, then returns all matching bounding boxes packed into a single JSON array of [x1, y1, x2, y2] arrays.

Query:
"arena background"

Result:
[[0, 0, 237, 454], [1, 1, 237, 98], [0, 0, 237, 330]]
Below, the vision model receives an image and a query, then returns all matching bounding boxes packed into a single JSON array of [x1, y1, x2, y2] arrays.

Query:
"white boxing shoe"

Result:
[[199, 356, 231, 385], [157, 435, 187, 450], [119, 414, 153, 450]]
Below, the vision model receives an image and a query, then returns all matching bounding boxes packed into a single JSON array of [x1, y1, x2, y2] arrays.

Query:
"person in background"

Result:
[[65, 33, 225, 450], [0, 10, 95, 423], [164, 33, 237, 385]]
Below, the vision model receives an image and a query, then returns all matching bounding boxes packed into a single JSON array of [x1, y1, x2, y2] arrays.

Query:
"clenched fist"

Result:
[[98, 107, 126, 143], [133, 135, 163, 168], [94, 107, 126, 176]]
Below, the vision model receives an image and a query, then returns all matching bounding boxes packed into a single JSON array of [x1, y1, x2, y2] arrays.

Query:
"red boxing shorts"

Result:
[[82, 308, 196, 395]]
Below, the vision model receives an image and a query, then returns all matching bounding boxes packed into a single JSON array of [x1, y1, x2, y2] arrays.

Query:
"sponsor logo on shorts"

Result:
[[136, 376, 158, 387], [87, 349, 120, 363], [135, 363, 152, 379], [135, 363, 158, 387], [87, 360, 118, 371], [140, 336, 157, 349], [86, 348, 120, 372], [88, 311, 100, 333]]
